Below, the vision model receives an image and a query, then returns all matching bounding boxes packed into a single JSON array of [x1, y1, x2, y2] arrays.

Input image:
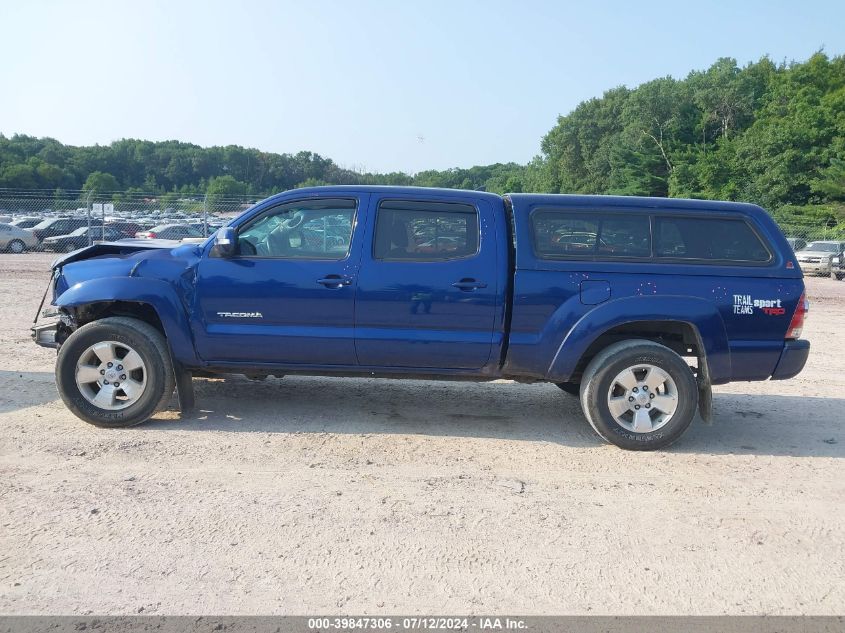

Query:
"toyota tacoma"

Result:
[[32, 187, 810, 450]]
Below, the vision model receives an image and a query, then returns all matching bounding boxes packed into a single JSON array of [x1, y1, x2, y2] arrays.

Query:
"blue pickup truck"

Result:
[[32, 186, 810, 450]]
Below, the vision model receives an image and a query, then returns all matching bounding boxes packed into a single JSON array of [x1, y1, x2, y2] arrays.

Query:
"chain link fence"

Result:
[[0, 188, 841, 259], [0, 189, 256, 250]]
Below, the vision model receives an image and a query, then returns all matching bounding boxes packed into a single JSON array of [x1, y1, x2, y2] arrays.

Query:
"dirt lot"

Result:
[[0, 253, 842, 615]]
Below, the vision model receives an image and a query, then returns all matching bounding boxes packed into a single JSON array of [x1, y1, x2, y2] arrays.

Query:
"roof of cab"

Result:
[[266, 185, 503, 204]]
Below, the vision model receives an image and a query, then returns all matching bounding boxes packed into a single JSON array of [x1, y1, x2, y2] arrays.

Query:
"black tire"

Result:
[[836, 273, 844, 281], [555, 381, 580, 396], [7, 239, 26, 254], [579, 339, 698, 450], [56, 317, 175, 427], [62, 242, 76, 253]]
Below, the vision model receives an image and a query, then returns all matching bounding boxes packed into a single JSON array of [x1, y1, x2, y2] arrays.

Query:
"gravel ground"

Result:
[[0, 253, 843, 615]]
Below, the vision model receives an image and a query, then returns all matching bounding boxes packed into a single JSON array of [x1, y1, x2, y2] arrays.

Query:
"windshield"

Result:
[[32, 219, 54, 229], [69, 227, 88, 236], [805, 242, 839, 252]]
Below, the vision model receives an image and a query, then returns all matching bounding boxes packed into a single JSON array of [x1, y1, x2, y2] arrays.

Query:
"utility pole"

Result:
[[203, 193, 209, 237], [86, 191, 93, 246]]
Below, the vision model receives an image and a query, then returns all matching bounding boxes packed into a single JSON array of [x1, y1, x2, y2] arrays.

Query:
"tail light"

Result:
[[148, 232, 156, 239], [786, 291, 808, 339]]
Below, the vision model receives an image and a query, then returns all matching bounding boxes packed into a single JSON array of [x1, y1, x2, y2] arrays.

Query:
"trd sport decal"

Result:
[[216, 311, 264, 318], [732, 295, 786, 316]]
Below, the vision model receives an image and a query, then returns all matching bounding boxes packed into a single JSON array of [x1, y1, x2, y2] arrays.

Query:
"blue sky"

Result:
[[1, 0, 842, 174]]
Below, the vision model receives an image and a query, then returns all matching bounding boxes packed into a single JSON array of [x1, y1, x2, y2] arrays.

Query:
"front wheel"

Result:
[[7, 239, 26, 253], [835, 273, 844, 281], [56, 317, 175, 427], [579, 340, 698, 450]]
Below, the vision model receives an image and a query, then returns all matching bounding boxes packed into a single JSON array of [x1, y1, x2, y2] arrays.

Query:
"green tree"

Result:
[[0, 163, 38, 188], [83, 171, 120, 194], [812, 158, 845, 201], [206, 174, 248, 197], [206, 174, 248, 210]]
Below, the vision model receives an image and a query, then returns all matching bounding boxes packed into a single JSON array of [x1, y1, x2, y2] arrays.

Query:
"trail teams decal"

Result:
[[733, 295, 786, 316], [216, 311, 264, 318]]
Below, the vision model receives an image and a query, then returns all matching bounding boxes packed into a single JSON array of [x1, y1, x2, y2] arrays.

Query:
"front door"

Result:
[[354, 195, 500, 370], [193, 195, 366, 365]]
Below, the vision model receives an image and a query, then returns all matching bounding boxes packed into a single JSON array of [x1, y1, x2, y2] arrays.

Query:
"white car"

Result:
[[0, 223, 40, 253], [796, 241, 845, 279]]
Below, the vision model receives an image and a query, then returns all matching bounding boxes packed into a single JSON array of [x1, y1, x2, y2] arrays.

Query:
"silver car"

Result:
[[0, 223, 40, 253], [796, 240, 845, 279]]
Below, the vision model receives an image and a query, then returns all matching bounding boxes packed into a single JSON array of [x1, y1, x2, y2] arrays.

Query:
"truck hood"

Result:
[[50, 239, 190, 270], [51, 239, 206, 306]]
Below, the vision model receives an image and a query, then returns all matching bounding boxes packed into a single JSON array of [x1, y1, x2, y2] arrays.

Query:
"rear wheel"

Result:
[[56, 317, 175, 427], [579, 340, 698, 450], [836, 273, 844, 281], [7, 239, 25, 254]]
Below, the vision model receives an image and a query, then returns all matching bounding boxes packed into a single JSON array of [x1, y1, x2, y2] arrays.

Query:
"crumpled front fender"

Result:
[[54, 276, 198, 366]]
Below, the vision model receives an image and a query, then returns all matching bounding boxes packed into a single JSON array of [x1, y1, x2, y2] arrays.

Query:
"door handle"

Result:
[[317, 275, 352, 288], [451, 279, 488, 291]]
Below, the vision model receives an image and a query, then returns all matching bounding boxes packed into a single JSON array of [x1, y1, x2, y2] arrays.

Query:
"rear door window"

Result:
[[654, 217, 770, 262], [373, 200, 479, 261]]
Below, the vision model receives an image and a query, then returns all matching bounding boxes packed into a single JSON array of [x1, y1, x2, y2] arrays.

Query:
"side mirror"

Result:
[[210, 226, 236, 258]]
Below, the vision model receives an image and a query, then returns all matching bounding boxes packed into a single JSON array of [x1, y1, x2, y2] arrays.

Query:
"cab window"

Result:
[[237, 199, 356, 259]]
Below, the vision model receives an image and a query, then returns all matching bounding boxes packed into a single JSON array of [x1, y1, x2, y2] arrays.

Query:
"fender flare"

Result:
[[545, 295, 731, 384], [54, 276, 198, 366]]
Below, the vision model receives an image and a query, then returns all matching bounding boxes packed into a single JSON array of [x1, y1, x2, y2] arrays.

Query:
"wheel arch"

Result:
[[546, 296, 731, 386], [54, 277, 198, 366]]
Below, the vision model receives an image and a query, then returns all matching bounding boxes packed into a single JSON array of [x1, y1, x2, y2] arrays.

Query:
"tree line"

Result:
[[1, 52, 843, 230]]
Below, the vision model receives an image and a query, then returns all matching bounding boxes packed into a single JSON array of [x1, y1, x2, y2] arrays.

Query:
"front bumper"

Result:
[[798, 261, 831, 275], [770, 339, 810, 380], [31, 321, 59, 348]]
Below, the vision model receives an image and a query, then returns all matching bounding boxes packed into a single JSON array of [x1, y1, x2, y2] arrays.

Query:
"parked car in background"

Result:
[[796, 240, 845, 279], [135, 224, 203, 240], [0, 223, 40, 253], [786, 237, 807, 252], [29, 217, 102, 243], [41, 226, 127, 253], [10, 217, 43, 229], [105, 222, 143, 238]]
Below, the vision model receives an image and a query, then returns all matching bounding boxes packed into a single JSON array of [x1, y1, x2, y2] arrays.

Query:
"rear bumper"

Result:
[[770, 339, 810, 380]]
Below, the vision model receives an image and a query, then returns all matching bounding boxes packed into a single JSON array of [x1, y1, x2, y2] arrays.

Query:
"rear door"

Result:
[[354, 194, 501, 370], [193, 195, 367, 365]]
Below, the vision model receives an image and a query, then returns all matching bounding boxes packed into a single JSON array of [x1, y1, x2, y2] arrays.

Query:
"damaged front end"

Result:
[[30, 240, 180, 350], [30, 270, 76, 349]]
